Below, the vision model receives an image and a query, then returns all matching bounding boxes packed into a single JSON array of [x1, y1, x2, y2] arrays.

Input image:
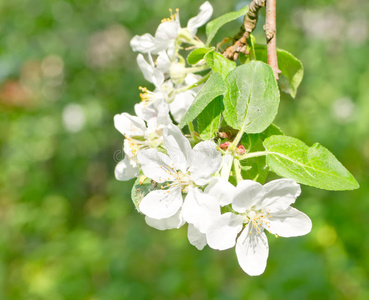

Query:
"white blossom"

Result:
[[130, 1, 213, 55], [113, 112, 169, 181], [137, 124, 222, 220], [136, 53, 201, 123], [206, 179, 312, 276]]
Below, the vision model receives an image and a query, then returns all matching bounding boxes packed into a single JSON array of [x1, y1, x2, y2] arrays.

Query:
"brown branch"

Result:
[[265, 0, 281, 80], [223, 0, 265, 61]]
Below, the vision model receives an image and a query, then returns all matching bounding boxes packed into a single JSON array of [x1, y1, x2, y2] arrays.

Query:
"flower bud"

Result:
[[236, 145, 246, 155], [218, 132, 229, 139], [220, 142, 230, 150]]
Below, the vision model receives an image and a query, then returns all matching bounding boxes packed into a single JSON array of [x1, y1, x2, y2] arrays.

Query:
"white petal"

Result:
[[188, 141, 222, 186], [186, 1, 213, 35], [114, 157, 139, 181], [267, 207, 312, 237], [135, 101, 171, 128], [145, 210, 185, 230], [235, 224, 269, 276], [206, 212, 244, 251], [204, 177, 235, 206], [233, 180, 264, 213], [220, 153, 233, 180], [188, 224, 207, 250], [169, 91, 196, 123], [137, 149, 176, 182], [184, 73, 202, 86], [130, 33, 157, 53], [114, 113, 146, 137], [155, 20, 180, 41], [139, 186, 182, 219], [182, 187, 220, 233], [163, 124, 192, 172], [258, 179, 301, 212], [156, 51, 172, 74], [137, 54, 164, 87], [155, 100, 172, 126]]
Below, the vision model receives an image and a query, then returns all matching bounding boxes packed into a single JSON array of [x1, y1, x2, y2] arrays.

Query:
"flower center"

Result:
[[159, 164, 191, 192], [138, 86, 155, 105], [161, 8, 179, 23], [125, 136, 147, 157], [245, 208, 272, 235]]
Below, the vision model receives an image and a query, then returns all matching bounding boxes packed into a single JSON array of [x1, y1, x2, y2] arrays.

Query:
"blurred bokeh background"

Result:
[[0, 0, 368, 299]]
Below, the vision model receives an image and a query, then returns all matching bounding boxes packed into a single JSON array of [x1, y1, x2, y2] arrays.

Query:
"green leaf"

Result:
[[131, 176, 160, 211], [241, 124, 284, 151], [206, 5, 249, 46], [179, 72, 226, 128], [187, 47, 212, 65], [254, 44, 304, 98], [197, 96, 223, 140], [263, 135, 359, 190], [259, 123, 284, 140], [240, 155, 269, 184], [204, 50, 236, 78], [223, 61, 280, 134]]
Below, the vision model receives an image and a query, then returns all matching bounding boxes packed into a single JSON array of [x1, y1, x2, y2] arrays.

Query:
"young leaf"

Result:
[[197, 96, 223, 140], [263, 135, 359, 190], [240, 156, 269, 184], [179, 72, 226, 128], [131, 176, 160, 211], [206, 4, 249, 46], [242, 123, 284, 151], [204, 50, 236, 78], [259, 123, 284, 140], [187, 47, 212, 65], [254, 44, 304, 98], [223, 61, 280, 134]]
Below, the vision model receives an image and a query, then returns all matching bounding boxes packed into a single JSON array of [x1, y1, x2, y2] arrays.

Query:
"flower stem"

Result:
[[233, 159, 243, 183], [175, 72, 211, 94], [230, 128, 245, 151], [188, 122, 200, 144], [238, 151, 268, 160]]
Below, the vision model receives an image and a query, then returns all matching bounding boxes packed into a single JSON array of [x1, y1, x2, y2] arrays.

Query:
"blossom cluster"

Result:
[[114, 2, 312, 276]]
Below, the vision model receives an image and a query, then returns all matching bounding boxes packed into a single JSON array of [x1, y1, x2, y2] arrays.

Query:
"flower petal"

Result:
[[182, 187, 220, 233], [137, 54, 164, 87], [134, 101, 171, 128], [163, 124, 192, 172], [139, 186, 182, 219], [145, 209, 185, 230], [114, 157, 139, 181], [188, 224, 207, 250], [258, 179, 301, 212], [169, 90, 196, 123], [114, 113, 146, 137], [233, 180, 264, 213], [204, 177, 235, 206], [156, 51, 172, 74], [155, 19, 180, 41], [235, 223, 269, 276], [206, 212, 244, 250], [186, 1, 213, 35], [267, 207, 312, 237], [188, 141, 222, 186], [137, 149, 176, 182], [130, 33, 157, 53]]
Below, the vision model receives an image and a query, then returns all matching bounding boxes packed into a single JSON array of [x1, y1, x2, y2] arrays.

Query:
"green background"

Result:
[[0, 0, 368, 299]]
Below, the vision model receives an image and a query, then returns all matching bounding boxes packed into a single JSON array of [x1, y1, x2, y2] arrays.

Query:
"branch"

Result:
[[265, 0, 281, 80], [223, 0, 265, 61]]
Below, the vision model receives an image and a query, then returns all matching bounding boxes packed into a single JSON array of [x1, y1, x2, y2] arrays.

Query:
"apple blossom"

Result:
[[130, 1, 213, 55], [137, 124, 222, 220], [206, 179, 312, 276]]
